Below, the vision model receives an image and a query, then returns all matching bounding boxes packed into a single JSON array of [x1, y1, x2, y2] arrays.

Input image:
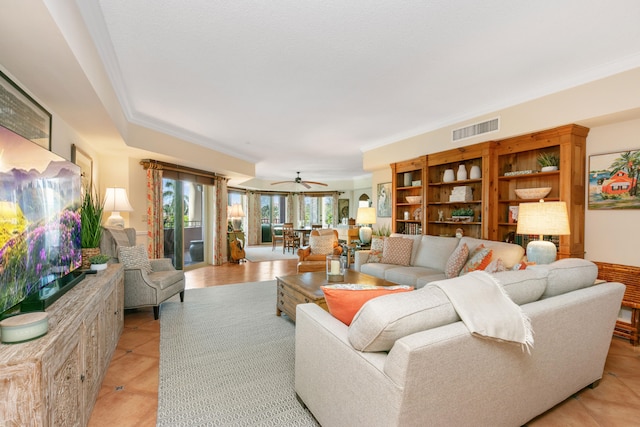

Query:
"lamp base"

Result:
[[105, 212, 125, 228], [359, 226, 372, 245], [526, 240, 557, 264]]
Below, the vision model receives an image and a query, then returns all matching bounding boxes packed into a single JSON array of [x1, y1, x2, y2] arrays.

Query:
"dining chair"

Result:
[[282, 223, 301, 253], [271, 224, 284, 251]]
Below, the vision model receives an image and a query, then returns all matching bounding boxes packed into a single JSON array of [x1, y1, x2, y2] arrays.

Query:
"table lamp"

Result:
[[103, 187, 133, 228], [356, 207, 376, 245], [229, 203, 245, 231], [516, 200, 570, 264]]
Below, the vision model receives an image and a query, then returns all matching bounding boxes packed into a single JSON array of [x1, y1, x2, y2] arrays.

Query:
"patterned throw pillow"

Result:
[[309, 234, 335, 255], [380, 237, 414, 266], [459, 244, 493, 276], [367, 236, 385, 263], [321, 284, 413, 325], [444, 243, 469, 278], [484, 258, 506, 273], [118, 245, 152, 273]]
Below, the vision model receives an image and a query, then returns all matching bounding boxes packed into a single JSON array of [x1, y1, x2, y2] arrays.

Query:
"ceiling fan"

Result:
[[271, 172, 328, 189]]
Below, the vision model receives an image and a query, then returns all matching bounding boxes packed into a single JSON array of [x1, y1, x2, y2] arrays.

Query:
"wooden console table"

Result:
[[0, 264, 124, 426]]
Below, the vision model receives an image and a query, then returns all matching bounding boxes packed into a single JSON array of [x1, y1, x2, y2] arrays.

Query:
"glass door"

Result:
[[260, 194, 286, 243], [163, 179, 205, 269]]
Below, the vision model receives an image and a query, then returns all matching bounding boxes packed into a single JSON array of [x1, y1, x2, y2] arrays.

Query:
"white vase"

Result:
[[541, 166, 558, 172], [470, 165, 481, 179], [457, 165, 467, 181], [403, 172, 412, 187], [443, 169, 455, 182]]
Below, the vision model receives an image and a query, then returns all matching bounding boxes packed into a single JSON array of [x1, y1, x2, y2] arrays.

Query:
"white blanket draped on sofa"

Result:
[[430, 270, 534, 351]]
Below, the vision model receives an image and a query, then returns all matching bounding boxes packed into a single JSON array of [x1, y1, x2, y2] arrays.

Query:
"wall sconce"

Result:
[[516, 200, 570, 264], [356, 207, 377, 245], [103, 187, 133, 228]]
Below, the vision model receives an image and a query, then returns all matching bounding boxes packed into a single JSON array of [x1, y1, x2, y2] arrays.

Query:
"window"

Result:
[[303, 195, 334, 227]]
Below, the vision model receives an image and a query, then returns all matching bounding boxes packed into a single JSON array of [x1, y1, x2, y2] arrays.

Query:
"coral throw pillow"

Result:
[[309, 234, 335, 255], [380, 237, 414, 266], [459, 245, 493, 276], [445, 243, 469, 278], [321, 284, 413, 325], [367, 236, 385, 263]]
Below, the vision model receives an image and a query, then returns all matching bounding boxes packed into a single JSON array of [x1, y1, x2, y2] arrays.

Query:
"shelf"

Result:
[[498, 170, 560, 181], [397, 185, 422, 190], [397, 202, 423, 206], [428, 200, 482, 205], [429, 178, 482, 186], [498, 197, 560, 203], [429, 221, 481, 225]]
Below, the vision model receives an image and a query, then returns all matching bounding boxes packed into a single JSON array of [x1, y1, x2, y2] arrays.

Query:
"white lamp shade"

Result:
[[103, 188, 133, 212], [516, 200, 570, 265], [516, 201, 570, 236], [229, 203, 245, 218], [356, 207, 376, 225], [103, 188, 133, 228]]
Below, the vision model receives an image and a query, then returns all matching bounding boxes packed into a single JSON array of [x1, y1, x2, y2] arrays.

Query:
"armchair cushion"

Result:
[[309, 235, 335, 256], [118, 245, 152, 273], [149, 270, 185, 290]]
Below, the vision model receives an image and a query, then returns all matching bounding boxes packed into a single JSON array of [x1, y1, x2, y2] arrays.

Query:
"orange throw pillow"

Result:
[[321, 284, 413, 325]]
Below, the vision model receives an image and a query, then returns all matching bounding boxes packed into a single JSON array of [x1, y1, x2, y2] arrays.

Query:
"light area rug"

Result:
[[157, 280, 318, 426], [244, 245, 299, 262]]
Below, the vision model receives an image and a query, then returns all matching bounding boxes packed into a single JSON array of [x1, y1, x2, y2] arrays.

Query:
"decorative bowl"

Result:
[[514, 187, 552, 199], [406, 196, 422, 204]]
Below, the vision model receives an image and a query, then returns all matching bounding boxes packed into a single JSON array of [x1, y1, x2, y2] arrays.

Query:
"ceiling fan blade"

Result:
[[302, 181, 328, 187], [302, 182, 311, 189], [271, 180, 294, 185]]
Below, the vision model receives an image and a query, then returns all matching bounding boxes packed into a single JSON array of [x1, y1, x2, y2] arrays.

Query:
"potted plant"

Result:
[[89, 254, 110, 271], [537, 152, 559, 172], [80, 183, 105, 269], [451, 208, 474, 222]]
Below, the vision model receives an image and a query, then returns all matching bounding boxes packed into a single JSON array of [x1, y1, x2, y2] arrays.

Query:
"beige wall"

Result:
[[584, 118, 640, 266], [363, 68, 640, 267]]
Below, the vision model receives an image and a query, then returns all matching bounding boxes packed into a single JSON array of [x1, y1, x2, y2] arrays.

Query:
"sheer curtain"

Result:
[[246, 191, 261, 246], [146, 168, 164, 258]]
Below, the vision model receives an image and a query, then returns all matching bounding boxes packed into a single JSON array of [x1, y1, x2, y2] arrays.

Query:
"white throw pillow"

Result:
[[118, 245, 152, 273], [309, 234, 334, 255]]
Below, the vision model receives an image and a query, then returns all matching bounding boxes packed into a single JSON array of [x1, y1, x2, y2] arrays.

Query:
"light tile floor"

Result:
[[88, 259, 640, 426]]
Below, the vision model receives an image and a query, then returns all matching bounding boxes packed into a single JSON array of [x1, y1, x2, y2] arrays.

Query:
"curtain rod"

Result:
[[140, 159, 224, 180]]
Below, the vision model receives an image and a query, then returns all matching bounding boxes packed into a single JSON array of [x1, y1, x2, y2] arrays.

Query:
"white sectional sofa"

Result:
[[354, 234, 525, 287], [295, 258, 625, 426]]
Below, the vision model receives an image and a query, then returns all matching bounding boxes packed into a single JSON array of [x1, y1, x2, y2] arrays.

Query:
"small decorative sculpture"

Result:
[[438, 210, 444, 221]]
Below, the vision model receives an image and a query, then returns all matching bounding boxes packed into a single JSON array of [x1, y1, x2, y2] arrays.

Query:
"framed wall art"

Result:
[[588, 149, 640, 209], [376, 182, 392, 217], [338, 199, 350, 223], [0, 70, 51, 150], [71, 144, 93, 190]]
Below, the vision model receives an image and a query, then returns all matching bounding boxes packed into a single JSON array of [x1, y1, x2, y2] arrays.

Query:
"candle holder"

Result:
[[326, 254, 345, 282]]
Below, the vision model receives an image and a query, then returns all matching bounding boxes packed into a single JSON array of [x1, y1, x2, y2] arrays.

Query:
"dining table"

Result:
[[294, 227, 313, 246]]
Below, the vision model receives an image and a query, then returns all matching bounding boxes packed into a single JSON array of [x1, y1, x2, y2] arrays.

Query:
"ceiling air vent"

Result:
[[452, 117, 500, 142]]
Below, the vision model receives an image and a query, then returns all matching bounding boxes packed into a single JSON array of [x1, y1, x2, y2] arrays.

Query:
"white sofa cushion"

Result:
[[348, 268, 548, 352], [459, 236, 524, 269], [349, 286, 458, 352], [532, 258, 598, 298], [413, 235, 461, 271], [384, 266, 443, 287]]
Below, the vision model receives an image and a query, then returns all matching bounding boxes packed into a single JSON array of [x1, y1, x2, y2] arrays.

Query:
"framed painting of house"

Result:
[[588, 150, 640, 209]]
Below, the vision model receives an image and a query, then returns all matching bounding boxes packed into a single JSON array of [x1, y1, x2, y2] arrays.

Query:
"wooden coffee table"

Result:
[[276, 270, 395, 322]]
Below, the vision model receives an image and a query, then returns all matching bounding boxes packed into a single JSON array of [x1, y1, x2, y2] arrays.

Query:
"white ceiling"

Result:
[[7, 1, 640, 188]]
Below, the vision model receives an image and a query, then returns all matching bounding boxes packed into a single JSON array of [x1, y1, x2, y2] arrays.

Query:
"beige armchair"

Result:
[[100, 227, 185, 319]]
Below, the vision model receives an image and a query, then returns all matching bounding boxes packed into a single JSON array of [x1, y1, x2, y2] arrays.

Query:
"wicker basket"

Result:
[[81, 247, 101, 270]]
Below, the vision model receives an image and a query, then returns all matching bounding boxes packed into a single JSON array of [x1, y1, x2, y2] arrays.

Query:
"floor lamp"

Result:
[[516, 200, 570, 264]]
